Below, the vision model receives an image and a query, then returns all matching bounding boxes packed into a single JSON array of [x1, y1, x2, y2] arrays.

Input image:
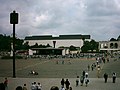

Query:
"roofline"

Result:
[[24, 34, 91, 40], [31, 48, 64, 50]]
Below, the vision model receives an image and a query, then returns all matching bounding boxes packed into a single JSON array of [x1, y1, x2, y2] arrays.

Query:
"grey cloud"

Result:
[[0, 0, 120, 40]]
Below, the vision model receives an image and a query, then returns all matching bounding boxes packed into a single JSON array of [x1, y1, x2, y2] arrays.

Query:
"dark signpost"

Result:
[[53, 41, 56, 48], [10, 11, 19, 78]]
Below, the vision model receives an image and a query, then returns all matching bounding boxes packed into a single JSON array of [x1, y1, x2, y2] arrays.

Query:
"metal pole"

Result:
[[10, 10, 18, 78], [13, 24, 16, 78]]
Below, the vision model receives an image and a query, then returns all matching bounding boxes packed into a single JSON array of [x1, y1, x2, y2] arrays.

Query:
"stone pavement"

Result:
[[0, 54, 119, 90], [0, 77, 120, 90]]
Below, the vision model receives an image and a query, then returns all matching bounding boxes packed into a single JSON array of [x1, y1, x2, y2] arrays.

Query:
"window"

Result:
[[114, 43, 118, 48], [110, 43, 113, 48]]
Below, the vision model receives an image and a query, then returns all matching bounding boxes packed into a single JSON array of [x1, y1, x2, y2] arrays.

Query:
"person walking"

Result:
[[0, 83, 5, 90], [91, 64, 94, 71], [103, 73, 108, 83], [80, 75, 84, 86], [76, 76, 79, 86], [31, 83, 35, 90], [112, 72, 116, 83], [4, 78, 8, 90], [87, 64, 90, 71], [97, 65, 101, 78], [22, 84, 27, 90], [37, 82, 42, 90], [85, 77, 89, 87], [31, 82, 37, 90], [82, 71, 85, 78], [65, 79, 70, 90], [85, 72, 88, 78], [61, 78, 65, 88]]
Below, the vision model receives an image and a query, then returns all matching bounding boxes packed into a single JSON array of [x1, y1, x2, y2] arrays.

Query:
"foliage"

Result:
[[0, 34, 24, 51], [69, 45, 77, 51], [81, 39, 99, 52], [0, 34, 11, 51], [110, 38, 117, 41], [30, 43, 52, 49], [15, 38, 24, 50], [22, 41, 29, 50]]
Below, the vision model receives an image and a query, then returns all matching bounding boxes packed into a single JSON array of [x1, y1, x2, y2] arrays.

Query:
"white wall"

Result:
[[54, 39, 83, 48], [25, 39, 83, 48]]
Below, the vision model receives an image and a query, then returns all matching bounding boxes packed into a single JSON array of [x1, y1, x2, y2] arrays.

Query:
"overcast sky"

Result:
[[0, 0, 120, 41]]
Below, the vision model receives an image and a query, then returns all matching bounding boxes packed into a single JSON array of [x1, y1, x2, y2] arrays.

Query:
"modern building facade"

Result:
[[24, 34, 91, 55]]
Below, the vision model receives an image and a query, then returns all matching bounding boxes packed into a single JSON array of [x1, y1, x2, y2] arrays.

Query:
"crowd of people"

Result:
[[0, 72, 117, 90], [103, 72, 117, 83], [27, 53, 104, 60], [15, 82, 42, 90], [0, 53, 119, 90], [75, 71, 90, 87]]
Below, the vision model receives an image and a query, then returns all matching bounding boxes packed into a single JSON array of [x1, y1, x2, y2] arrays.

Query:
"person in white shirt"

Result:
[[37, 82, 42, 90], [112, 72, 116, 83], [85, 77, 89, 87]]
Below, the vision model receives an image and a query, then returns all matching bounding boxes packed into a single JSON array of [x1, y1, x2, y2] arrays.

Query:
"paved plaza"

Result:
[[0, 56, 120, 90], [0, 77, 120, 90]]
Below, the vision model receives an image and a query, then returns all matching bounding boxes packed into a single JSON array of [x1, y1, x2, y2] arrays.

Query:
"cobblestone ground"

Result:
[[0, 56, 120, 90]]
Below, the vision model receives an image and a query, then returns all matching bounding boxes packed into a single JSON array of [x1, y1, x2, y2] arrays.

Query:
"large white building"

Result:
[[24, 34, 91, 55]]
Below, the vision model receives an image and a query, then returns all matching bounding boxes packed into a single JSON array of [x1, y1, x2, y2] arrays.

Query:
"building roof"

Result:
[[24, 34, 90, 40], [117, 35, 120, 41], [25, 35, 52, 40], [31, 48, 64, 50]]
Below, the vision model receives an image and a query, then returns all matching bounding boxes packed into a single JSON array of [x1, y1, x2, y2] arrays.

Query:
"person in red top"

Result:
[[4, 78, 8, 89], [4, 78, 8, 86]]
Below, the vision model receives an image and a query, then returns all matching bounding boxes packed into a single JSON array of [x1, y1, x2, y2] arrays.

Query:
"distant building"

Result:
[[99, 35, 120, 54], [117, 35, 120, 41], [24, 34, 91, 55]]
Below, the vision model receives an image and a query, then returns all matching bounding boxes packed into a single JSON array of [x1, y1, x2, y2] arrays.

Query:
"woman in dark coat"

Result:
[[61, 78, 65, 88], [104, 73, 108, 83], [65, 79, 70, 90]]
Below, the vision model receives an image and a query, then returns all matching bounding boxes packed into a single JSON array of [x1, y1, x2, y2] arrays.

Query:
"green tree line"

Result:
[[0, 34, 24, 51], [0, 34, 52, 52], [81, 39, 99, 52]]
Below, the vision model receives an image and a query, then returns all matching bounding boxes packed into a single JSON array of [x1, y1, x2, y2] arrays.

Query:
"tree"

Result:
[[0, 34, 26, 51], [15, 38, 24, 50], [81, 39, 99, 52], [110, 38, 117, 41], [0, 34, 11, 51], [22, 41, 30, 50], [81, 41, 90, 52], [90, 40, 99, 52], [69, 45, 77, 51], [46, 44, 51, 47]]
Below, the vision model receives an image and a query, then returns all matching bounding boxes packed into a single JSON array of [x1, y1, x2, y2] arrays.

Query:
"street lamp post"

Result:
[[10, 10, 19, 78]]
